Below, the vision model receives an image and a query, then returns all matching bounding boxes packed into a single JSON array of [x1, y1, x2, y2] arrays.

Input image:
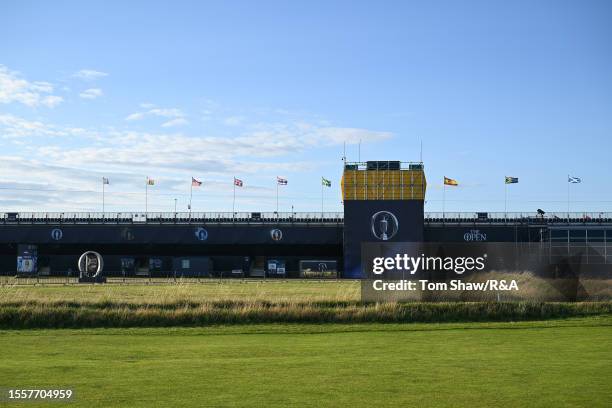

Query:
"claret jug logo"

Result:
[[464, 229, 487, 242], [371, 211, 399, 241], [50, 228, 63, 241], [270, 228, 283, 241], [195, 227, 208, 241]]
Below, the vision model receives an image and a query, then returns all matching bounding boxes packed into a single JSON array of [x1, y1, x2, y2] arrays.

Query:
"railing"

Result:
[[344, 160, 424, 170], [1, 211, 611, 224], [424, 212, 612, 223], [0, 211, 345, 224]]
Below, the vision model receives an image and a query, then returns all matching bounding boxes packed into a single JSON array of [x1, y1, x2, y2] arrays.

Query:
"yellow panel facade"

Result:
[[342, 169, 426, 201]]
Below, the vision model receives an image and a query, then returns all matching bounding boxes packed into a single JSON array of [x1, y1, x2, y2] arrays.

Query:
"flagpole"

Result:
[[102, 177, 105, 214], [321, 178, 324, 215], [145, 177, 148, 214], [567, 174, 570, 220], [233, 178, 236, 217], [276, 181, 279, 213], [189, 180, 193, 216], [504, 181, 507, 220], [443, 181, 446, 219]]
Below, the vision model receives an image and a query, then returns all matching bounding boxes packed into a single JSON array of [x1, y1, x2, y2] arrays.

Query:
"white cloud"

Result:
[[79, 88, 103, 99], [0, 114, 89, 139], [73, 69, 108, 81], [30, 81, 54, 93], [0, 65, 64, 108], [27, 122, 389, 172], [0, 113, 393, 211], [161, 118, 188, 127], [148, 108, 184, 118], [125, 112, 146, 121], [125, 106, 187, 125]]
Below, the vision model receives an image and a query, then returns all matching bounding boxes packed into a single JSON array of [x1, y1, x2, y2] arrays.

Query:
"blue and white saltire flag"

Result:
[[568, 176, 582, 184]]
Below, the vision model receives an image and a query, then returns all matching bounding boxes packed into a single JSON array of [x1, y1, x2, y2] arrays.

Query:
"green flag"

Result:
[[505, 176, 518, 184], [322, 177, 331, 187]]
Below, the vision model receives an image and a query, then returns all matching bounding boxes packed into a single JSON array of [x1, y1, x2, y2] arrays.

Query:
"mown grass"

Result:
[[0, 317, 611, 407]]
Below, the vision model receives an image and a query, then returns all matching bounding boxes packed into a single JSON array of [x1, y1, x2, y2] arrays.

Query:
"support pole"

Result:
[[443, 182, 446, 219], [567, 174, 570, 220], [321, 178, 324, 215], [102, 177, 105, 214], [233, 178, 236, 217], [145, 178, 148, 214], [276, 182, 279, 213], [504, 182, 507, 220], [189, 181, 193, 216], [420, 139, 423, 163]]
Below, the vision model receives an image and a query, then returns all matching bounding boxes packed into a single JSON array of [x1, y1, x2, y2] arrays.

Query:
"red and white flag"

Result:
[[234, 178, 243, 187], [277, 177, 288, 185], [192, 177, 202, 187]]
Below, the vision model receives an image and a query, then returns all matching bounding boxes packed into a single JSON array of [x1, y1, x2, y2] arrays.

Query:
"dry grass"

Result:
[[0, 280, 609, 328], [0, 279, 360, 305]]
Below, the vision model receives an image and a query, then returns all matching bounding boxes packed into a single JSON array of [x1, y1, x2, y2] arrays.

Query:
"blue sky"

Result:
[[0, 0, 611, 214]]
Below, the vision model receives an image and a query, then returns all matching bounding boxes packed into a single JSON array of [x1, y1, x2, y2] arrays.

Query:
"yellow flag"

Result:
[[444, 177, 458, 186]]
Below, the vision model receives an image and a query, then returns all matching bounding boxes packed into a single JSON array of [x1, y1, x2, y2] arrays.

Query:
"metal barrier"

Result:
[[1, 211, 345, 224], [0, 275, 342, 286], [2, 211, 611, 225]]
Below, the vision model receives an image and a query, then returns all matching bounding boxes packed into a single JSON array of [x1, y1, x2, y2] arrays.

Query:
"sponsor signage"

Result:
[[17, 244, 37, 274]]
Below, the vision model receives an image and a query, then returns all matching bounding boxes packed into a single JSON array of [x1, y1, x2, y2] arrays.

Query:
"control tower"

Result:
[[341, 161, 427, 278]]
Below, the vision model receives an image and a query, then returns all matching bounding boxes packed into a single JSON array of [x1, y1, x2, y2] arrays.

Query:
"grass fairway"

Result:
[[1, 317, 611, 407]]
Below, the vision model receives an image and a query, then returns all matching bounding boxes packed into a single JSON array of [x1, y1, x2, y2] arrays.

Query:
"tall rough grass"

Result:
[[0, 300, 610, 328], [0, 281, 610, 328]]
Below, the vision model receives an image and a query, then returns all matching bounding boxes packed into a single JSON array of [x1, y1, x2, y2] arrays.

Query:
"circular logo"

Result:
[[195, 227, 208, 241], [78, 251, 104, 278], [371, 211, 399, 241], [51, 228, 63, 241], [270, 228, 283, 241]]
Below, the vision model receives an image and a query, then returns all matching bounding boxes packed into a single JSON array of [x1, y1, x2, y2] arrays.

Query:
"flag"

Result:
[[192, 177, 202, 187], [277, 177, 288, 185], [147, 178, 155, 185], [322, 177, 331, 187], [568, 176, 581, 184], [505, 176, 518, 184], [234, 178, 243, 187], [102, 177, 109, 185], [444, 177, 458, 186]]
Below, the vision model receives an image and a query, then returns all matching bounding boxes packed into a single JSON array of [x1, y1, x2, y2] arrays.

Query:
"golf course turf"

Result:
[[1, 317, 611, 407], [1, 282, 610, 406]]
